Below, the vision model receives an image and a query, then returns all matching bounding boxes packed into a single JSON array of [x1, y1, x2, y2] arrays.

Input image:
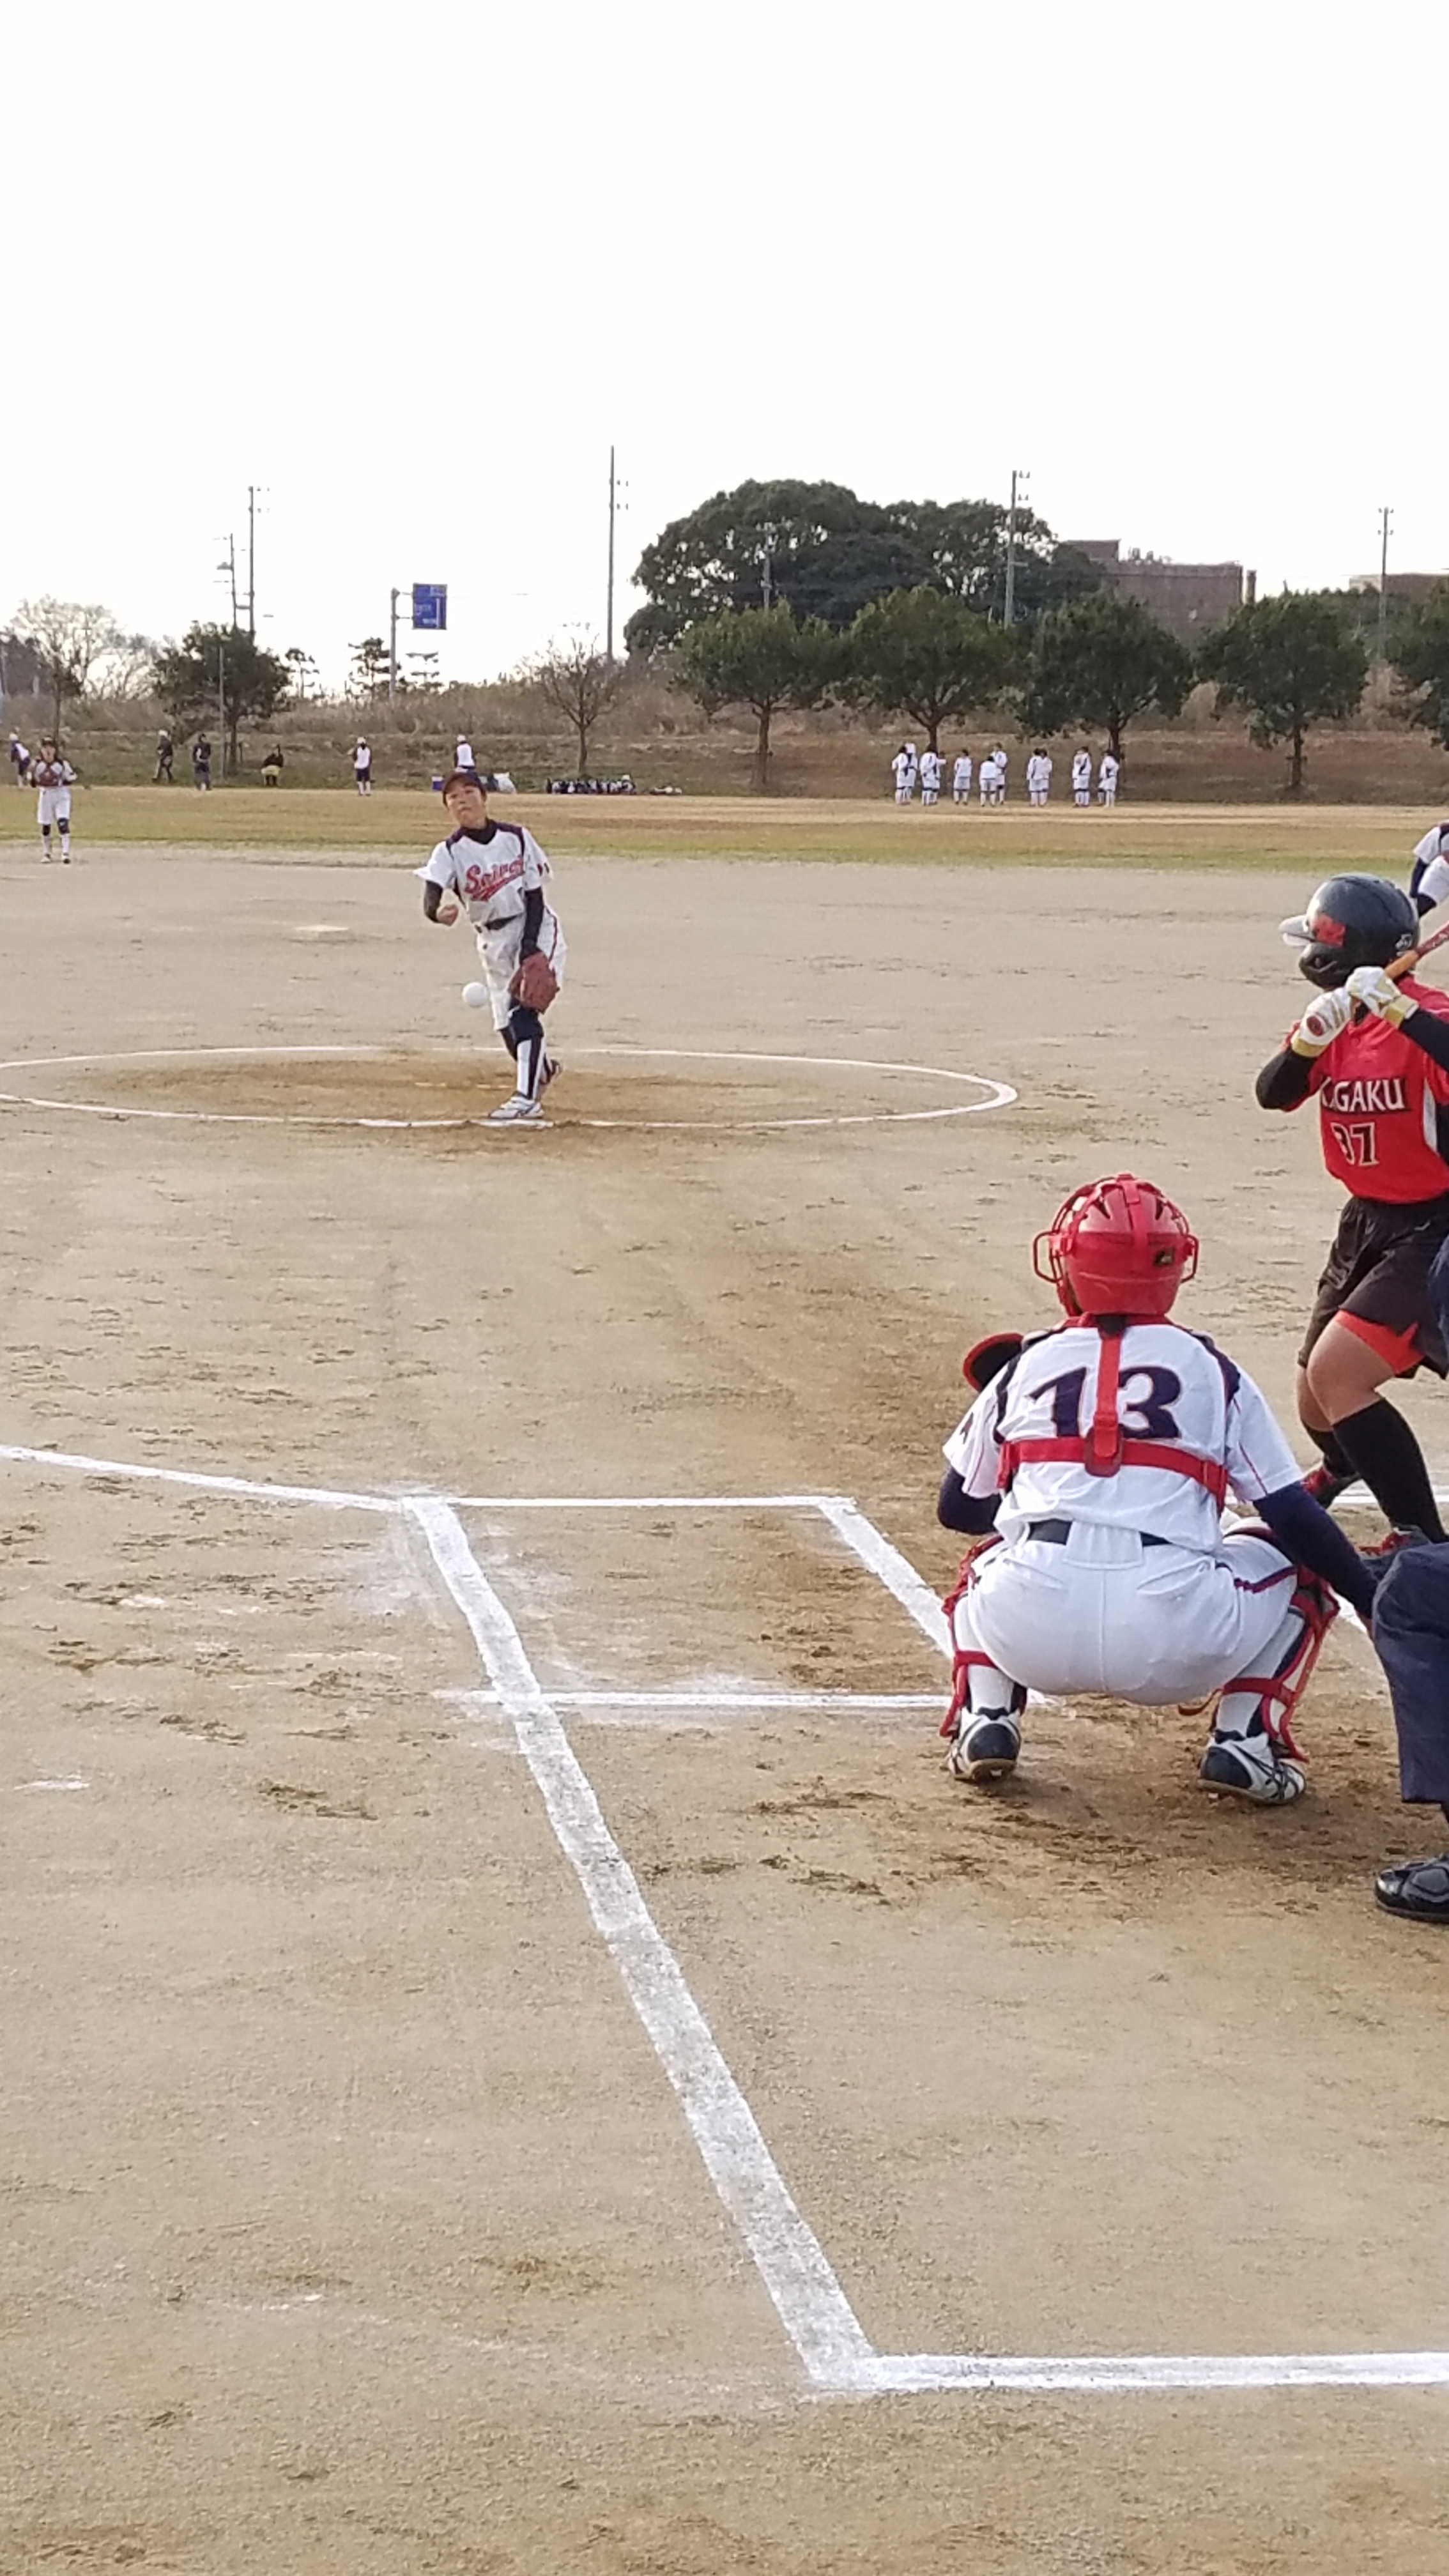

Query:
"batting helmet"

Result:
[[1033, 1173, 1199, 1321], [1280, 875, 1418, 990]]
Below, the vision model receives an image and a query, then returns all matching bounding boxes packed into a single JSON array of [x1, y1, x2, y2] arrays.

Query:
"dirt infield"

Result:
[[4, 843, 1449, 2574]]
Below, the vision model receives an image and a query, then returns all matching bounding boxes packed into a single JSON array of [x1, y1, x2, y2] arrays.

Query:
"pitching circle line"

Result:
[[0, 1044, 1018, 1133]]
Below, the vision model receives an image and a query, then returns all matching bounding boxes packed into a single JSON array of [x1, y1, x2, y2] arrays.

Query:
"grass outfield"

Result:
[[0, 783, 1430, 870]]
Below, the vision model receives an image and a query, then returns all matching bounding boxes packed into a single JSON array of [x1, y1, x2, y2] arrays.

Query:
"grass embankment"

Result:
[[0, 786, 1429, 873]]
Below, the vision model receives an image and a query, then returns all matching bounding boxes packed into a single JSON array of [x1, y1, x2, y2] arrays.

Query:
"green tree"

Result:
[[626, 480, 1102, 654], [152, 624, 290, 773], [1390, 583, 1449, 751], [1199, 593, 1368, 794], [673, 606, 838, 790], [1021, 589, 1194, 764], [10, 596, 123, 732], [845, 588, 1019, 751], [348, 636, 390, 701]]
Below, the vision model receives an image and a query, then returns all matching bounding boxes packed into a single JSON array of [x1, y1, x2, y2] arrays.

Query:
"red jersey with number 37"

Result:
[[1303, 977, 1449, 1200]]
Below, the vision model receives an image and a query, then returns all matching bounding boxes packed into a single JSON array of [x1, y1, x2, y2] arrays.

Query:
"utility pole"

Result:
[[218, 635, 226, 780], [247, 484, 257, 638], [218, 533, 239, 625], [1377, 504, 1393, 664], [606, 445, 617, 663], [1002, 467, 1030, 627], [388, 588, 400, 702]]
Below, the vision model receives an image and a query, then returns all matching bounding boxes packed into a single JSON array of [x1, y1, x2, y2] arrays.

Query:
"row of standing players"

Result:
[[939, 816, 1449, 1921], [891, 743, 1120, 805], [6, 731, 498, 797]]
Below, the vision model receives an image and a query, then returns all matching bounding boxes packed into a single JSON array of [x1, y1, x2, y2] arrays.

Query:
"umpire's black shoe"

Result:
[[1375, 1853, 1449, 1921]]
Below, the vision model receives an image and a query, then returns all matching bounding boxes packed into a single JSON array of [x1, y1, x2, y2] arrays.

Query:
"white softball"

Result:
[[461, 981, 488, 1009]]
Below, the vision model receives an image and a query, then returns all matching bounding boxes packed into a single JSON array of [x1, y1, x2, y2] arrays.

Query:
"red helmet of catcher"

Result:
[[1033, 1172, 1199, 1321]]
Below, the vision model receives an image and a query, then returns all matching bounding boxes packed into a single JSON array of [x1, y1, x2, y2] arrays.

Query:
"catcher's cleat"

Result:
[[947, 1711, 1021, 1783], [1375, 1853, 1449, 1922], [1360, 1524, 1434, 1562], [1302, 1462, 1356, 1510], [487, 1092, 545, 1125], [1198, 1724, 1306, 1805]]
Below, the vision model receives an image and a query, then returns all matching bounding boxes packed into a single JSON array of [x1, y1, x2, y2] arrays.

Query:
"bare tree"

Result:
[[527, 632, 622, 774], [10, 597, 123, 732], [92, 632, 162, 701]]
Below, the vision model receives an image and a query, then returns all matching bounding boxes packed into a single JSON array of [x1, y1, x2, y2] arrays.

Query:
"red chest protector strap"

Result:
[[997, 1321, 1229, 1506]]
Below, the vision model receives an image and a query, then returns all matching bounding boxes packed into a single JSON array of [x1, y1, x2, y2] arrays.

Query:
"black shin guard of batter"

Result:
[[1307, 1422, 1356, 1482], [1335, 1400, 1446, 1540]]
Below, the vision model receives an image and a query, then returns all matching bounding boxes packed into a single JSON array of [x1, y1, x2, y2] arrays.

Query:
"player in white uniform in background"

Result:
[[9, 731, 30, 786], [353, 737, 372, 795], [977, 751, 998, 806], [33, 740, 77, 862], [990, 745, 1008, 804], [1098, 749, 1120, 806], [891, 744, 914, 803], [951, 750, 972, 804], [1025, 747, 1052, 806], [1409, 820, 1449, 917], [1071, 746, 1091, 806], [918, 747, 942, 806], [454, 734, 477, 773], [938, 1174, 1378, 1805], [418, 767, 565, 1125]]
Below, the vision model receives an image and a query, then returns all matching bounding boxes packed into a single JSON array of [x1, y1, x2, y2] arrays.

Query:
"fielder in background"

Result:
[[1071, 745, 1091, 806], [938, 1174, 1377, 1806], [1409, 818, 1449, 917], [951, 749, 972, 804], [353, 736, 372, 796], [1025, 747, 1052, 807], [418, 767, 564, 1126], [1258, 875, 1449, 1554], [918, 747, 942, 807], [10, 730, 31, 785], [1098, 749, 1120, 805], [33, 739, 77, 863]]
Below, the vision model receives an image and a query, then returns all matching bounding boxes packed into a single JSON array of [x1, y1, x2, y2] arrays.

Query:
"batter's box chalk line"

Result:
[[0, 1043, 1015, 1135], [1, 1436, 1437, 2398]]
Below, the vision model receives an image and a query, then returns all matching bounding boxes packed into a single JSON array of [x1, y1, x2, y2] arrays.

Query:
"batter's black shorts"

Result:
[[1300, 1192, 1449, 1379]]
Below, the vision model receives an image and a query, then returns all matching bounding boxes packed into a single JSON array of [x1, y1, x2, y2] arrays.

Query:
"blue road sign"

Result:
[[412, 583, 447, 631]]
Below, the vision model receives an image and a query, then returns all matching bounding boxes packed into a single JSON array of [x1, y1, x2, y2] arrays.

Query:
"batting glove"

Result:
[[1346, 964, 1416, 1025], [1289, 987, 1355, 1056]]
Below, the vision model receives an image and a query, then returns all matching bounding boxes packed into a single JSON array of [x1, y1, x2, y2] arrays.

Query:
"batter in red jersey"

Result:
[[1257, 873, 1449, 1551]]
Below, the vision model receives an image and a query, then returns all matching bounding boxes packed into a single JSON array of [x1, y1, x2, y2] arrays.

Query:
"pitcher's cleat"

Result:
[[487, 1093, 545, 1125], [1199, 1724, 1306, 1805], [1303, 1462, 1356, 1510], [947, 1711, 1021, 1783]]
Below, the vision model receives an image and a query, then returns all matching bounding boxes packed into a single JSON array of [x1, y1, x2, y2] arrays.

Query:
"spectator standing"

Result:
[[192, 733, 212, 791], [154, 730, 174, 783], [354, 737, 373, 796], [261, 745, 284, 787], [1098, 750, 1121, 807]]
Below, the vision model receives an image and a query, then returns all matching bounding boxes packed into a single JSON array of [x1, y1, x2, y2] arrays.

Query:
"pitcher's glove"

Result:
[[510, 953, 558, 1012]]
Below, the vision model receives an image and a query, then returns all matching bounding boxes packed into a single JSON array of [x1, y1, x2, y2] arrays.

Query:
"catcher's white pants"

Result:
[[952, 1525, 1297, 1706], [475, 914, 566, 1031], [37, 788, 71, 829]]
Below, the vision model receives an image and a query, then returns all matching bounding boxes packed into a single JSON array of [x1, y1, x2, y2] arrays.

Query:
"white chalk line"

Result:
[[440, 1687, 946, 1712], [5, 1433, 1444, 2393], [406, 1494, 876, 2390], [0, 1043, 1016, 1135]]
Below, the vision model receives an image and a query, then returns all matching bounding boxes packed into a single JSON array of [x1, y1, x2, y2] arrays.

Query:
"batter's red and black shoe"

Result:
[[1359, 1526, 1435, 1563], [1303, 1462, 1356, 1510]]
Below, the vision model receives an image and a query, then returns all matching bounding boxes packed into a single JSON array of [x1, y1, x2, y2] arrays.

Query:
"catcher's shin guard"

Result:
[[1209, 1566, 1339, 1760]]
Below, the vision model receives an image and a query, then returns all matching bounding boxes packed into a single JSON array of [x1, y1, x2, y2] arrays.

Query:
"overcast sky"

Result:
[[9, 0, 1444, 691]]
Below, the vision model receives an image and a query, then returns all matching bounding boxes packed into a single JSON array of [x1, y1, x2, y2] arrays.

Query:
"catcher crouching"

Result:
[[419, 766, 565, 1125]]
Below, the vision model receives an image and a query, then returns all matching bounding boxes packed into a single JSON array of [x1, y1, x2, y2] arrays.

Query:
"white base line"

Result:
[[4, 1438, 1444, 2395], [406, 1494, 876, 2391]]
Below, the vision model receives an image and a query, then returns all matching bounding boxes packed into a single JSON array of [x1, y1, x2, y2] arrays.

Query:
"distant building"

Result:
[[1065, 539, 1251, 641], [1350, 571, 1449, 608]]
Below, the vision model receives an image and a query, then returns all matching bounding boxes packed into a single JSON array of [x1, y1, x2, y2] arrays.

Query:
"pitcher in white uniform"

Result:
[[939, 1174, 1379, 1805], [418, 767, 565, 1124]]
